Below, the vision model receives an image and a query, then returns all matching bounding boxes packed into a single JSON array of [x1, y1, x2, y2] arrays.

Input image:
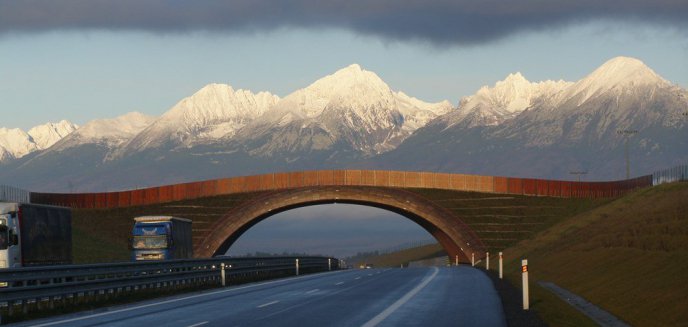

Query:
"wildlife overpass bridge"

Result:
[[28, 170, 651, 262]]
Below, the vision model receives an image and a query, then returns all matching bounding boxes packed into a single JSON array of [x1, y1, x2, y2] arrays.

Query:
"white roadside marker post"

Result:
[[499, 252, 503, 279], [296, 259, 300, 276], [486, 252, 490, 270], [522, 259, 529, 310], [471, 253, 475, 267], [221, 263, 226, 287], [328, 258, 332, 271], [455, 255, 459, 266]]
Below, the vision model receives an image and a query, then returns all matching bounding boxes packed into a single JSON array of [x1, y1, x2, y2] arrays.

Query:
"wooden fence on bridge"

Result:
[[28, 170, 653, 209]]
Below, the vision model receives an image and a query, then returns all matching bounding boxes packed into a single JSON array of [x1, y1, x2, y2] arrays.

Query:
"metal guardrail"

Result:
[[0, 256, 340, 317]]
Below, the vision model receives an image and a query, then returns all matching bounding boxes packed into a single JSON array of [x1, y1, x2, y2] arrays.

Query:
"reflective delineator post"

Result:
[[522, 259, 529, 310], [221, 263, 226, 287], [486, 252, 490, 270], [455, 255, 459, 266], [328, 258, 332, 271], [499, 252, 503, 279], [471, 253, 475, 267], [296, 259, 300, 276]]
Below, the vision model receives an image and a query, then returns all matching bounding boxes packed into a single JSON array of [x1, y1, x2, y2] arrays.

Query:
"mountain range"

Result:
[[1, 57, 686, 192]]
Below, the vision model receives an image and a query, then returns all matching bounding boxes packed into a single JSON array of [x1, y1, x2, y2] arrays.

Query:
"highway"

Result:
[[15, 266, 506, 327]]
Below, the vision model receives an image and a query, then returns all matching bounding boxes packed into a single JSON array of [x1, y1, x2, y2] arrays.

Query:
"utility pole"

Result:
[[569, 171, 588, 182], [617, 129, 638, 179]]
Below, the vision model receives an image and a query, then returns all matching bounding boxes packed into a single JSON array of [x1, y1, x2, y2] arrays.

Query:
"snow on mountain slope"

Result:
[[0, 120, 78, 162], [437, 72, 571, 129], [559, 56, 670, 106], [498, 56, 688, 147], [49, 112, 156, 151], [117, 84, 279, 155], [27, 120, 78, 149], [260, 64, 398, 125], [242, 64, 454, 156], [0, 128, 36, 161], [378, 55, 688, 180]]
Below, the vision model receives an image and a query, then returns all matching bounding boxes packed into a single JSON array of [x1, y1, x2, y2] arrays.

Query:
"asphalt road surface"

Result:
[[16, 266, 506, 327]]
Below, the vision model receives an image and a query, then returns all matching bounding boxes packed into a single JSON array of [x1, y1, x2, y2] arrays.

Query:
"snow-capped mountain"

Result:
[[0, 128, 36, 162], [114, 84, 279, 157], [0, 120, 77, 162], [27, 120, 78, 149], [0, 57, 685, 191], [436, 73, 571, 129], [373, 56, 688, 180], [236, 64, 452, 158], [46, 112, 156, 153]]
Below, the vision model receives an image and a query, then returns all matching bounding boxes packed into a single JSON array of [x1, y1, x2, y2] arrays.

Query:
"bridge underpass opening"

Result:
[[195, 186, 487, 263], [226, 203, 440, 259]]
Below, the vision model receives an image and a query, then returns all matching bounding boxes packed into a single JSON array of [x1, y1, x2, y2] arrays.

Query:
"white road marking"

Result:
[[335, 282, 344, 285], [186, 321, 209, 327], [355, 276, 361, 280], [257, 300, 280, 308], [28, 270, 345, 327], [361, 267, 440, 327], [368, 274, 373, 276], [305, 289, 319, 294]]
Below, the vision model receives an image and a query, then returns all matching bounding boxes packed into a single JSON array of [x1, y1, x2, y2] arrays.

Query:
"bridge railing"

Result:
[[652, 164, 688, 185], [0, 256, 339, 318], [27, 169, 660, 209], [0, 185, 30, 203]]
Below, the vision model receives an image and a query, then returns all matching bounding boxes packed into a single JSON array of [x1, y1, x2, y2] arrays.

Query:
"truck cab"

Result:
[[0, 204, 20, 269], [131, 216, 192, 261]]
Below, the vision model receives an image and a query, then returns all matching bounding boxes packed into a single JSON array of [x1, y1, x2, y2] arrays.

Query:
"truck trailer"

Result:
[[0, 202, 72, 269], [131, 216, 193, 261]]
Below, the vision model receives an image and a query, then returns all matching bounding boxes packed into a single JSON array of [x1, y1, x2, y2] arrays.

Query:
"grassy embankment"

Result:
[[501, 182, 688, 326]]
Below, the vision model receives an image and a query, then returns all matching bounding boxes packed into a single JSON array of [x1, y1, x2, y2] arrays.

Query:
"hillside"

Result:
[[347, 243, 446, 268], [502, 182, 688, 326]]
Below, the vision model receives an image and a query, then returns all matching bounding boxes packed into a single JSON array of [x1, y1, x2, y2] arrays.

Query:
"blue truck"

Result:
[[131, 216, 193, 261]]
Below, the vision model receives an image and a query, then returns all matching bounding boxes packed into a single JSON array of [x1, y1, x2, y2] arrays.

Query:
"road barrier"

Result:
[[0, 256, 338, 320]]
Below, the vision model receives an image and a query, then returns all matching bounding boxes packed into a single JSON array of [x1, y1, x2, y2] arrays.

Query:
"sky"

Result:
[[1, 1, 687, 130]]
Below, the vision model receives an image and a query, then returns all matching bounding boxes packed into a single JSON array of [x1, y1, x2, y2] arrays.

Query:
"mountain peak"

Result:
[[502, 72, 528, 84], [563, 56, 669, 104], [592, 56, 663, 82], [342, 63, 363, 71]]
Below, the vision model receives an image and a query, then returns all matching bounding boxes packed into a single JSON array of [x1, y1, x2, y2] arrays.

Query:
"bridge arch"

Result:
[[195, 186, 487, 262]]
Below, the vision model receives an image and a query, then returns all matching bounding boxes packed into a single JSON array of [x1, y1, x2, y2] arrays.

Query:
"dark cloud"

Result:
[[1, 0, 686, 45]]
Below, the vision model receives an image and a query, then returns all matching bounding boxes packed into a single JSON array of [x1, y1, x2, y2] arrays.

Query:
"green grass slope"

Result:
[[502, 182, 688, 326]]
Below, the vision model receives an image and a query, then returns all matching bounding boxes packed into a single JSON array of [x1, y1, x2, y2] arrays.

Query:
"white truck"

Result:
[[0, 202, 72, 269]]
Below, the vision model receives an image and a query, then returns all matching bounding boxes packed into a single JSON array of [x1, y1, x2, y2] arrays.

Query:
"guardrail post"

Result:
[[522, 259, 529, 310], [295, 259, 300, 276], [471, 253, 475, 267], [221, 263, 226, 287], [486, 252, 490, 270], [499, 252, 503, 279]]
